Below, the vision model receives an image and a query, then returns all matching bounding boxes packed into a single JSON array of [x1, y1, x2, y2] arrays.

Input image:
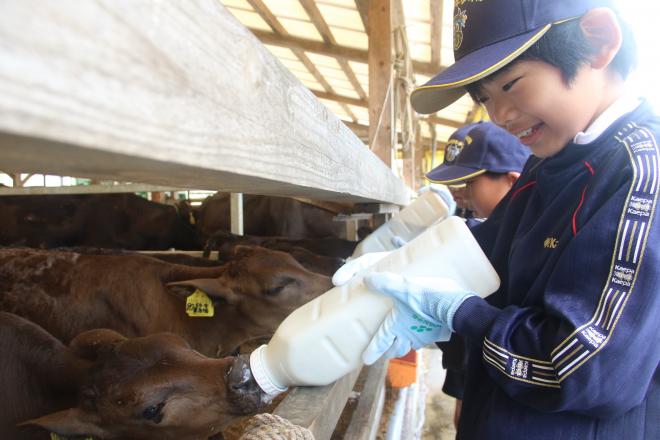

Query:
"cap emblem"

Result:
[[453, 6, 468, 51], [445, 140, 464, 162]]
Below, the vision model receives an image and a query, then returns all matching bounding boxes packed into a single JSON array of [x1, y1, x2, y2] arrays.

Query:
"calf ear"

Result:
[[19, 408, 106, 438], [167, 278, 241, 305], [69, 329, 127, 361]]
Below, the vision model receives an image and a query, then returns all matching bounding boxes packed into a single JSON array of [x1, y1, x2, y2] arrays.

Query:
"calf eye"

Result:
[[142, 402, 165, 423], [265, 278, 295, 296]]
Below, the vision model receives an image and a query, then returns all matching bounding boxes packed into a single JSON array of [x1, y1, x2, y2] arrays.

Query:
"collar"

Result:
[[573, 93, 642, 145]]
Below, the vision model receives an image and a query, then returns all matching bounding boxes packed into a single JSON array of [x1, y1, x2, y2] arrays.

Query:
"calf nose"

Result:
[[226, 354, 271, 414], [227, 354, 251, 390]]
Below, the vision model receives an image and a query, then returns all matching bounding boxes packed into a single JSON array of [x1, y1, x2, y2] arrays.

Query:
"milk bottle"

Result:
[[249, 216, 499, 395], [351, 189, 451, 257]]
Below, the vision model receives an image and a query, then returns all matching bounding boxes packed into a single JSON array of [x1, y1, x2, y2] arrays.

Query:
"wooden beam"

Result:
[[425, 115, 464, 129], [274, 368, 361, 440], [368, 0, 393, 167], [251, 29, 440, 77], [343, 121, 369, 142], [355, 0, 369, 32], [313, 91, 465, 130], [0, 0, 409, 205], [343, 359, 389, 440], [313, 90, 366, 108], [246, 0, 287, 34], [0, 184, 187, 196], [430, 0, 444, 70]]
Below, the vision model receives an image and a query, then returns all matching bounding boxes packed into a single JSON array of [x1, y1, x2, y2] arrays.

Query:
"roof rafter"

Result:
[[312, 90, 463, 129], [355, 0, 369, 32], [430, 0, 443, 70], [298, 0, 367, 101], [246, 0, 358, 121], [252, 29, 441, 77]]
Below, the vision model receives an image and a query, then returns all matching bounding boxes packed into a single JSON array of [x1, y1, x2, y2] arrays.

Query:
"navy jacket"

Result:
[[453, 101, 660, 439]]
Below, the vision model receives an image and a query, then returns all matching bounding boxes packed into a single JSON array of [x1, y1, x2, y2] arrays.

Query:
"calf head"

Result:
[[21, 330, 266, 439], [167, 246, 332, 353]]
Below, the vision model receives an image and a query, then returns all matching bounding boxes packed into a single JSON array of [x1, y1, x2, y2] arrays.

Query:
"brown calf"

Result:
[[0, 312, 265, 440], [0, 246, 331, 357]]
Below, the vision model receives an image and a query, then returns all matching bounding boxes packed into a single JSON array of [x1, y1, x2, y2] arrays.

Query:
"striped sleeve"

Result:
[[457, 124, 660, 416]]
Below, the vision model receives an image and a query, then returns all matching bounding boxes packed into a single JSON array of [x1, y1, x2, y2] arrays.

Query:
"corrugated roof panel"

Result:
[[320, 99, 350, 118], [299, 77, 323, 91], [262, 0, 308, 20], [317, 68, 350, 84], [414, 74, 431, 85], [440, 0, 455, 65], [348, 61, 368, 75], [305, 52, 342, 69], [404, 0, 431, 23], [278, 57, 310, 73], [278, 17, 323, 41], [436, 124, 458, 141], [347, 105, 369, 125], [317, 3, 364, 32], [406, 20, 431, 44], [316, 0, 359, 9], [332, 28, 368, 50], [350, 61, 369, 95], [225, 7, 271, 31], [410, 44, 432, 63], [288, 70, 318, 83], [222, 0, 252, 9], [264, 44, 297, 61]]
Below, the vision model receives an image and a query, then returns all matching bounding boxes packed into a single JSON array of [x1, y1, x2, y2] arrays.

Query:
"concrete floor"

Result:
[[420, 348, 457, 440]]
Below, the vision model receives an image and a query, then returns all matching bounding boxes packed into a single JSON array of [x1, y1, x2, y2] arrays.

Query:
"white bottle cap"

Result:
[[249, 345, 288, 396]]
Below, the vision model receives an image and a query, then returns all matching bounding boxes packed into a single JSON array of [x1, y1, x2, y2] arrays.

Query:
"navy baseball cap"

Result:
[[411, 0, 616, 114], [426, 122, 530, 185]]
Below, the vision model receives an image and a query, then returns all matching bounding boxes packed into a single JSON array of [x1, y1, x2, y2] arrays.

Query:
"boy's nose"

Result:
[[488, 98, 516, 129]]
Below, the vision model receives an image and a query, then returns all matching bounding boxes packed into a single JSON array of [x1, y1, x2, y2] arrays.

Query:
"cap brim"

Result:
[[425, 165, 486, 185], [411, 24, 551, 114]]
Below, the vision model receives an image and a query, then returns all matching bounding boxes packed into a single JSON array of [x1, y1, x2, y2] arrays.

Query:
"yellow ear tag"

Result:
[[185, 289, 215, 317]]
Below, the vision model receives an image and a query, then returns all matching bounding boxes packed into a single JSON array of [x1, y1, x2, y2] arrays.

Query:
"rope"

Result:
[[239, 414, 315, 440]]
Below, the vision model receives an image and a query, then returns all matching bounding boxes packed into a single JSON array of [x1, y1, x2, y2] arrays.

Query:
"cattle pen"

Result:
[[0, 1, 431, 439]]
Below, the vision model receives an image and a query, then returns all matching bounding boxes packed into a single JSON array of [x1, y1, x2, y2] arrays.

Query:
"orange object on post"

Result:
[[387, 349, 418, 388]]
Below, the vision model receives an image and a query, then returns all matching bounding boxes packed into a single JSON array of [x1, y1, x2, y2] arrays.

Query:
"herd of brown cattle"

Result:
[[0, 192, 364, 439]]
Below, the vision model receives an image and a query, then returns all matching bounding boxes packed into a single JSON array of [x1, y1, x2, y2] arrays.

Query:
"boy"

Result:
[[427, 121, 530, 219], [359, 0, 659, 438]]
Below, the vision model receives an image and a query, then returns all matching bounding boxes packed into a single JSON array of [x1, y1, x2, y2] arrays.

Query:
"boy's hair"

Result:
[[482, 171, 513, 181], [466, 15, 637, 100]]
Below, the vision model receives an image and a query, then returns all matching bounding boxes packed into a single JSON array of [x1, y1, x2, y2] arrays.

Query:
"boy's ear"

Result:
[[505, 171, 520, 188], [580, 7, 622, 70]]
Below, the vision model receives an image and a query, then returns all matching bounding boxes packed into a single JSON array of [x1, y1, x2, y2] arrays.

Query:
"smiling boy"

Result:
[[357, 0, 660, 438]]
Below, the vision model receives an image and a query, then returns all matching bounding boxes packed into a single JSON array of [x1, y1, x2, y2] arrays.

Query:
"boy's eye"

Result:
[[477, 95, 489, 104], [502, 77, 522, 92]]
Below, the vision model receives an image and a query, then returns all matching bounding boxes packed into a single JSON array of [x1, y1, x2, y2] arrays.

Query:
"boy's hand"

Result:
[[331, 251, 391, 286], [419, 184, 457, 216], [362, 298, 451, 364], [361, 272, 475, 364]]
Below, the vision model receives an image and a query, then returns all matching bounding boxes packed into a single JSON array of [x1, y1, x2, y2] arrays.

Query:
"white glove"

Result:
[[331, 251, 391, 286]]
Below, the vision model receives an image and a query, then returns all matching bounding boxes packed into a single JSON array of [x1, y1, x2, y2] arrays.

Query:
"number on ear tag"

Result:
[[185, 289, 215, 317]]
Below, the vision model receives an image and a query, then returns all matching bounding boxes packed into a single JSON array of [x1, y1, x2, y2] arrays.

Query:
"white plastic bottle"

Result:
[[250, 216, 500, 395], [351, 189, 451, 257]]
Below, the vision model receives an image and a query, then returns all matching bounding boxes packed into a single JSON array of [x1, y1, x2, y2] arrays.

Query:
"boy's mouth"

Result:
[[514, 123, 542, 144]]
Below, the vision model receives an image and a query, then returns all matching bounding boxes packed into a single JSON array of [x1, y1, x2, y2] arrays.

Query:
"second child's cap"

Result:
[[426, 122, 530, 185], [411, 0, 616, 114]]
